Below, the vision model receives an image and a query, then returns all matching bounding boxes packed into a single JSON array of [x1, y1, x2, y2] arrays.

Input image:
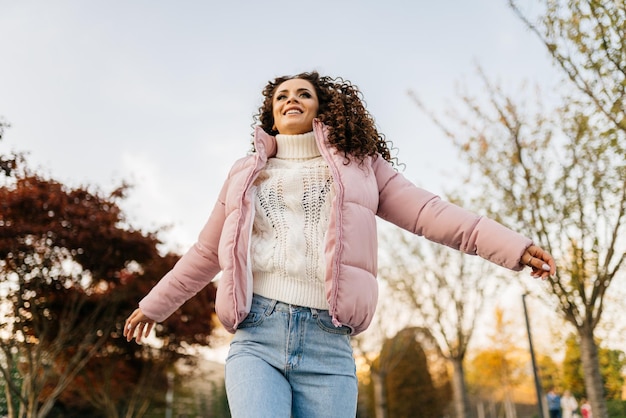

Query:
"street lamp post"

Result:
[[522, 293, 545, 418]]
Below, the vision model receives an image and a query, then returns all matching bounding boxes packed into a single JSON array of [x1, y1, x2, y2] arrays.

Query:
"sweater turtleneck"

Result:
[[275, 131, 321, 160]]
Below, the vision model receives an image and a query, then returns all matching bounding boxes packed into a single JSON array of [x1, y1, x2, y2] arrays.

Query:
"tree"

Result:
[[0, 118, 15, 176], [352, 288, 408, 418], [0, 151, 217, 417], [379, 215, 504, 418], [562, 334, 586, 399], [0, 164, 141, 417], [599, 349, 626, 401], [537, 353, 562, 395], [410, 2, 625, 415], [0, 352, 21, 417], [65, 249, 218, 418], [377, 327, 451, 418], [510, 0, 626, 134], [466, 308, 531, 418], [507, 2, 625, 417], [561, 333, 626, 401], [413, 69, 622, 418]]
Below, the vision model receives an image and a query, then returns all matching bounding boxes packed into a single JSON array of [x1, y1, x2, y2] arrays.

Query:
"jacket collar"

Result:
[[253, 126, 277, 160]]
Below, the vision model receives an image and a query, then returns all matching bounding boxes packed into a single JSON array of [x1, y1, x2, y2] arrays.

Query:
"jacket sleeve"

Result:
[[372, 157, 531, 271], [139, 177, 229, 323]]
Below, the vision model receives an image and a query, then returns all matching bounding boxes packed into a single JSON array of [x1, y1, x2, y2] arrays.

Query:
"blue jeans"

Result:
[[225, 294, 358, 418]]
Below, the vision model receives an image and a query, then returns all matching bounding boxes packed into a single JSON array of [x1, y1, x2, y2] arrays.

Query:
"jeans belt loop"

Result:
[[265, 298, 278, 316]]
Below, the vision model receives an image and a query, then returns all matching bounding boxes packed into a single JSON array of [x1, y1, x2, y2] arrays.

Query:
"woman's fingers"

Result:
[[522, 245, 556, 280], [123, 308, 155, 343]]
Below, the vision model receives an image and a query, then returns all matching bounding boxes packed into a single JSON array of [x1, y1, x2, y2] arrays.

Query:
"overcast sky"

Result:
[[0, 0, 560, 251]]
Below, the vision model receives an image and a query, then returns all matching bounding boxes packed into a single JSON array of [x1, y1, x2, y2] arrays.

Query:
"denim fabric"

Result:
[[225, 294, 358, 418]]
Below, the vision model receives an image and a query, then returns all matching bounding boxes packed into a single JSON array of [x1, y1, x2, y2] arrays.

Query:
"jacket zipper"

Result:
[[313, 121, 344, 327], [233, 155, 264, 328]]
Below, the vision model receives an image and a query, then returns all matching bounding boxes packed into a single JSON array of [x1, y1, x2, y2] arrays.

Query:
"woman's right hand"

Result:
[[123, 308, 156, 343]]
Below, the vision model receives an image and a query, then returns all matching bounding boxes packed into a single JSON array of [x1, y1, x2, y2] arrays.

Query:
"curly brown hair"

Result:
[[254, 71, 395, 165]]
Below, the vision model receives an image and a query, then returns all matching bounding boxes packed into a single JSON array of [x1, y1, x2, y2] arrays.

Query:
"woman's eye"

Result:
[[300, 92, 311, 98], [276, 94, 286, 100]]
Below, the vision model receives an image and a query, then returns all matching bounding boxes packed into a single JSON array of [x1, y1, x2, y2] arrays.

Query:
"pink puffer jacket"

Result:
[[139, 120, 532, 335]]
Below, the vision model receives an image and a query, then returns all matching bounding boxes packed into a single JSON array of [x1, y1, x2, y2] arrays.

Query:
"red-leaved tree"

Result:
[[0, 150, 217, 418]]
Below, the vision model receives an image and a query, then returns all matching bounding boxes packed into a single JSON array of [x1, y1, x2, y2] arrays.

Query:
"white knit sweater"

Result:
[[250, 131, 334, 309]]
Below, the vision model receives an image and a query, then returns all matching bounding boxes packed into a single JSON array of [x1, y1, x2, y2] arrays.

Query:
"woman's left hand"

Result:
[[521, 244, 556, 280]]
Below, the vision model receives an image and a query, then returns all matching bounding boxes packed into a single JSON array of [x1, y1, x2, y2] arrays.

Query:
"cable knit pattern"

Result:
[[251, 131, 333, 309]]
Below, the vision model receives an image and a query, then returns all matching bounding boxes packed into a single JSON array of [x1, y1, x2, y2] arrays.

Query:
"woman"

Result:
[[561, 390, 579, 418], [124, 71, 556, 417]]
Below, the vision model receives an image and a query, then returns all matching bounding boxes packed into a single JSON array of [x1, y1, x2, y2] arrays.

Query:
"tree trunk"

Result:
[[579, 327, 608, 418], [504, 393, 517, 418], [371, 371, 387, 418], [450, 357, 470, 418], [4, 382, 14, 418], [37, 399, 54, 418], [477, 401, 485, 418], [489, 399, 496, 418]]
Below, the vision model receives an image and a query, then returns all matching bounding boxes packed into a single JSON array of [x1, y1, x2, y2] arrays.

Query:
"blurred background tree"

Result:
[[373, 327, 451, 418], [0, 126, 218, 417], [561, 333, 626, 402], [504, 2, 625, 415], [0, 118, 15, 177], [466, 307, 530, 418], [410, 1, 625, 415]]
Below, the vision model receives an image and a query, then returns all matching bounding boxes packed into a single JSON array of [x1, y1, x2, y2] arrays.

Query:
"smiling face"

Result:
[[272, 78, 319, 135]]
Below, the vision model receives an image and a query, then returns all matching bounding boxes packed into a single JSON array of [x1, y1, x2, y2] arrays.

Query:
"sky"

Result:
[[0, 1, 582, 355], [0, 0, 559, 251]]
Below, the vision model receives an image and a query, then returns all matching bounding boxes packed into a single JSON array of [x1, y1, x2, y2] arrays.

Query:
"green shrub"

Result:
[[607, 399, 626, 418]]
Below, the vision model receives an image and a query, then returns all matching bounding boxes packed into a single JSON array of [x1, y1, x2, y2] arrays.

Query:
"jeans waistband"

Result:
[[252, 293, 325, 315]]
